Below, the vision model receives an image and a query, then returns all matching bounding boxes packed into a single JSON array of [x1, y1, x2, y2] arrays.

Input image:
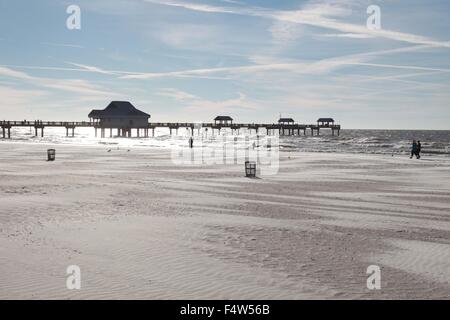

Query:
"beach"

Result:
[[0, 141, 449, 299]]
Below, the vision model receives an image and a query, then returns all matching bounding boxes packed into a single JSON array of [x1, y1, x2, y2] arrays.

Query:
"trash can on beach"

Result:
[[47, 149, 56, 161], [245, 161, 256, 178]]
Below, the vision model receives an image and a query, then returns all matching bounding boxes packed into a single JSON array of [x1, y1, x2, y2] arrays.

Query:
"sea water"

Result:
[[2, 127, 449, 157]]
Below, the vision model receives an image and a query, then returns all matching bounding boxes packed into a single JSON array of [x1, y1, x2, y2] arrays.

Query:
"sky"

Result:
[[0, 0, 449, 129]]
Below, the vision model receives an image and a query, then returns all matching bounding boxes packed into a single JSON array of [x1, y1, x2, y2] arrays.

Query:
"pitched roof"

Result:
[[278, 118, 295, 123], [89, 101, 150, 118], [214, 116, 233, 121], [317, 118, 334, 122], [88, 109, 103, 118]]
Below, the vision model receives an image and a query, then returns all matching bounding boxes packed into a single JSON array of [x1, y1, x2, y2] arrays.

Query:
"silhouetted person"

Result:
[[410, 140, 419, 159], [189, 137, 194, 148], [417, 140, 422, 159]]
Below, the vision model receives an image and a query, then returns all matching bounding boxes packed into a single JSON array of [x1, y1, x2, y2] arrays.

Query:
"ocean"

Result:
[[2, 127, 449, 157], [280, 129, 450, 156]]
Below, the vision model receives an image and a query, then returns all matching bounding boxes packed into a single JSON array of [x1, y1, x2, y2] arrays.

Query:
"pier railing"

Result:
[[1, 120, 341, 138], [0, 120, 340, 128], [0, 120, 93, 127]]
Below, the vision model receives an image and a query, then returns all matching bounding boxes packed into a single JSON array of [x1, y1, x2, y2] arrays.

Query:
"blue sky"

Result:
[[0, 0, 449, 129]]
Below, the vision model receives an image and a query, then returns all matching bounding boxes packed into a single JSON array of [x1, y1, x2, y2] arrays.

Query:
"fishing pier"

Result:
[[0, 119, 341, 139], [1, 101, 341, 139]]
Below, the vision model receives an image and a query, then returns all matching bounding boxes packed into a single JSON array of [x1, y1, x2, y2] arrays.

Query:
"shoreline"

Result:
[[1, 139, 449, 160]]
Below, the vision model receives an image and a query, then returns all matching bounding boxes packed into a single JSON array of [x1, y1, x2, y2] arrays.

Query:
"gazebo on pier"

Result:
[[214, 116, 233, 125], [88, 101, 151, 138], [317, 118, 335, 127], [278, 117, 295, 125]]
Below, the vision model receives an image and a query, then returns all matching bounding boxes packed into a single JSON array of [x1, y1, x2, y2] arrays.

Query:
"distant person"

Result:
[[417, 140, 422, 159], [189, 137, 194, 148], [410, 140, 419, 159]]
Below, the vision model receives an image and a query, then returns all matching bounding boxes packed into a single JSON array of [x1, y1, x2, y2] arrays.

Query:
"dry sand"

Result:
[[0, 142, 449, 299]]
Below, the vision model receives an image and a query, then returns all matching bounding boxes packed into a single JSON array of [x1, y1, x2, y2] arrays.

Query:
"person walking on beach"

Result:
[[410, 140, 419, 159], [417, 140, 422, 159]]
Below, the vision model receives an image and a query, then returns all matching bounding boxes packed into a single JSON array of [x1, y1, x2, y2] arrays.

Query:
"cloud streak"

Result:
[[158, 88, 260, 117], [144, 0, 450, 48], [0, 66, 122, 99], [347, 62, 450, 73], [120, 44, 438, 79], [41, 42, 85, 49]]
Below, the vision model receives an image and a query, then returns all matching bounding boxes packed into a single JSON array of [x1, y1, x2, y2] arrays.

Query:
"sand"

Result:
[[0, 142, 449, 299]]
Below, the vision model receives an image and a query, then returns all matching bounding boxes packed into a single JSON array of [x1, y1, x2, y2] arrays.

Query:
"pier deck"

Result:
[[0, 120, 341, 139]]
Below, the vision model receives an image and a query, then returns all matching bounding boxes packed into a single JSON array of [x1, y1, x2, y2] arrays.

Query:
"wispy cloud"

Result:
[[145, 0, 450, 48], [0, 64, 104, 74], [319, 33, 375, 39], [145, 0, 239, 14], [0, 66, 35, 81], [0, 66, 121, 99], [357, 71, 446, 84], [0, 85, 49, 106], [41, 42, 85, 49], [121, 44, 437, 79], [218, 0, 244, 5], [3, 44, 441, 86], [347, 62, 450, 73], [66, 62, 118, 75], [150, 23, 222, 49], [158, 88, 259, 117], [0, 63, 135, 76]]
